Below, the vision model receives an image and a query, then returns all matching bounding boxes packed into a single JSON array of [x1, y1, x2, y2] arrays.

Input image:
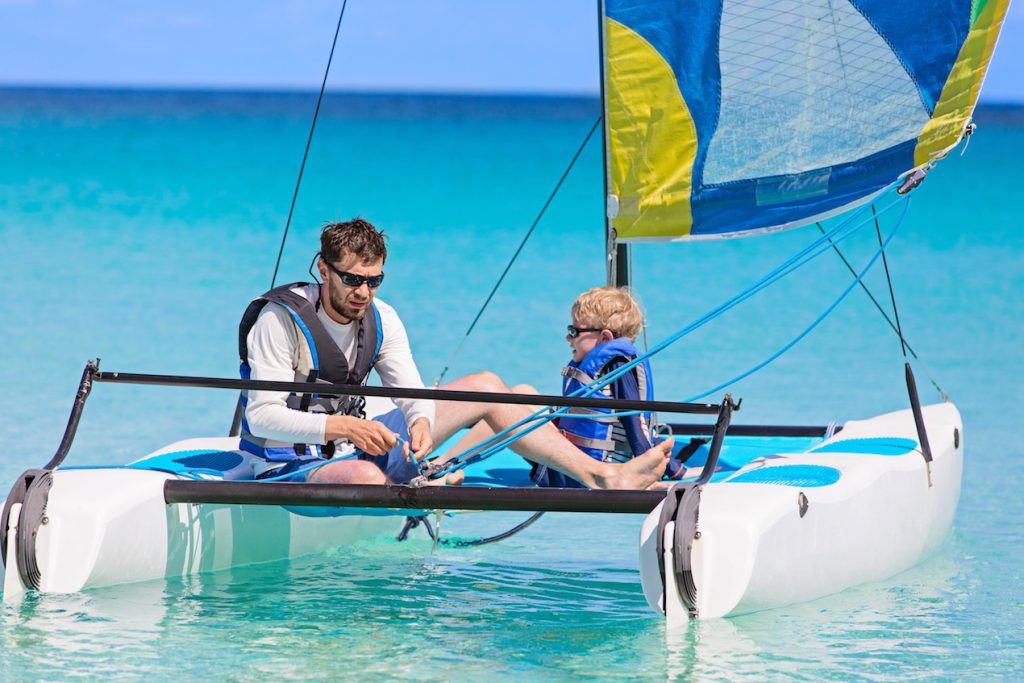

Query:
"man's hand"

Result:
[[408, 417, 433, 461], [326, 415, 400, 456]]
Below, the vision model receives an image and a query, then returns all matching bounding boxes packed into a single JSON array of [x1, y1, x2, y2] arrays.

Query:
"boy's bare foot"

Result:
[[593, 437, 674, 490], [645, 464, 709, 490]]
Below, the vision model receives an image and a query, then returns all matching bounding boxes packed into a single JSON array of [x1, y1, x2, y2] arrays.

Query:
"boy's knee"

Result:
[[465, 370, 508, 392]]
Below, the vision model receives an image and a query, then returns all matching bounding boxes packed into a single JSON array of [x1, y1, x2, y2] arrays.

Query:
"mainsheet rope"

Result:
[[433, 116, 603, 386], [428, 189, 909, 476]]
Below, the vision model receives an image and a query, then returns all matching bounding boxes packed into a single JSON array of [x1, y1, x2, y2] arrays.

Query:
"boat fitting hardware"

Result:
[[898, 168, 927, 195], [1, 469, 47, 566], [904, 363, 934, 483], [45, 360, 99, 470], [15, 470, 53, 591], [654, 483, 701, 618], [695, 394, 737, 486], [798, 492, 809, 518]]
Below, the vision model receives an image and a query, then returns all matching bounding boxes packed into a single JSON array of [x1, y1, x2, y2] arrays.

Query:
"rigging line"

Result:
[[459, 198, 901, 468], [815, 221, 915, 354], [685, 199, 910, 403], [409, 511, 546, 547], [432, 192, 907, 475], [437, 195, 905, 473], [269, 0, 350, 289], [433, 116, 603, 386], [446, 195, 902, 473], [815, 221, 949, 400], [230, 0, 349, 438], [872, 204, 909, 359]]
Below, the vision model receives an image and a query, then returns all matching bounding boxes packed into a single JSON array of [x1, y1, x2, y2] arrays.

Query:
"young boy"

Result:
[[437, 287, 684, 488], [534, 286, 689, 488]]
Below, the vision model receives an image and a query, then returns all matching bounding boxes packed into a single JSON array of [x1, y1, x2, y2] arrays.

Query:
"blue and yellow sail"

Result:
[[604, 0, 1010, 241]]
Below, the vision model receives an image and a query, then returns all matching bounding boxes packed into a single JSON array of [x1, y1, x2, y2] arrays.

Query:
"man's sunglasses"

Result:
[[567, 324, 604, 338], [323, 259, 385, 289]]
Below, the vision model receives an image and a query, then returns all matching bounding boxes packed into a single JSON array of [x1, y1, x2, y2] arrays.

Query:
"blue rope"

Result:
[[256, 435, 424, 482], [433, 196, 902, 474], [682, 197, 910, 402], [432, 190, 907, 476], [255, 453, 356, 482]]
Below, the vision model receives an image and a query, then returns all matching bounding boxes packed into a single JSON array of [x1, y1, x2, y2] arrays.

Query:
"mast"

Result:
[[597, 0, 630, 288]]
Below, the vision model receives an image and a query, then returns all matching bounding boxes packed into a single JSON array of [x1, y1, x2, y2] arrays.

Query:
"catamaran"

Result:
[[1, 0, 1009, 624]]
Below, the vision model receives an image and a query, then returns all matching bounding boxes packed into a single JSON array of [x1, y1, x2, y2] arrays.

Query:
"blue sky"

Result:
[[1, 0, 1021, 101]]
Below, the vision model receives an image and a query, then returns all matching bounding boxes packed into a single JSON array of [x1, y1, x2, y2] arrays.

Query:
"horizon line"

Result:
[[0, 81, 601, 101], [1, 81, 1021, 107]]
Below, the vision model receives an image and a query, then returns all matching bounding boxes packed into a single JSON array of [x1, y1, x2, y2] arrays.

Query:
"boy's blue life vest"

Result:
[[236, 282, 383, 461], [557, 337, 653, 462], [533, 337, 690, 488]]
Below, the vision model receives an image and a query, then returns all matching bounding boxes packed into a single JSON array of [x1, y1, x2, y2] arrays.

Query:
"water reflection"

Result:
[[660, 549, 965, 680], [0, 521, 1008, 680]]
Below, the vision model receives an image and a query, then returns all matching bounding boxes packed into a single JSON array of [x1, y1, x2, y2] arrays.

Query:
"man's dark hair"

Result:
[[321, 218, 388, 264]]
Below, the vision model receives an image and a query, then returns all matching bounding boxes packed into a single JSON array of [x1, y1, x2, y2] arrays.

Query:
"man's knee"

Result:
[[511, 383, 539, 395], [310, 459, 388, 484]]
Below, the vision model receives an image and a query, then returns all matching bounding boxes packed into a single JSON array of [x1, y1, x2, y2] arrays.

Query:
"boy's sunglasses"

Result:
[[567, 324, 603, 339], [323, 259, 385, 289]]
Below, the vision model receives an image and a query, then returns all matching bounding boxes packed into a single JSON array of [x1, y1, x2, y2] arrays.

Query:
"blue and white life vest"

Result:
[[557, 337, 654, 463], [236, 282, 383, 461]]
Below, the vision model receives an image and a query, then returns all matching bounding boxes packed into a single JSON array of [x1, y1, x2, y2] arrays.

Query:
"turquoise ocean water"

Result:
[[1, 87, 1022, 679]]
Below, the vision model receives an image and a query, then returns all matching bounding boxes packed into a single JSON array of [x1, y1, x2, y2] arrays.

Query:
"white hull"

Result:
[[2, 437, 400, 601], [4, 402, 963, 621], [639, 402, 962, 622]]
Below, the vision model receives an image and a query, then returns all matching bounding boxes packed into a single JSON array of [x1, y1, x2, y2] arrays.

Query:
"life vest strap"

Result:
[[561, 366, 595, 384], [561, 431, 616, 452], [564, 406, 619, 423]]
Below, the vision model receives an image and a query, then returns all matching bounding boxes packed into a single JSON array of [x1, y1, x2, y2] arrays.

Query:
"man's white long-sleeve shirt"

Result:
[[244, 284, 433, 445]]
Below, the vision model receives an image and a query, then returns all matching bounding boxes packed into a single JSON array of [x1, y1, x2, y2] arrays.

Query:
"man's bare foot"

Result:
[[592, 437, 674, 490]]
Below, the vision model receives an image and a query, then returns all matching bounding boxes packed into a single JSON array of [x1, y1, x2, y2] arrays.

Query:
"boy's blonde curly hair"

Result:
[[571, 287, 645, 341]]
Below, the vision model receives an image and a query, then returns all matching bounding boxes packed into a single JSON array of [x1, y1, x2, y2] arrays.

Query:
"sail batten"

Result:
[[603, 0, 1010, 242]]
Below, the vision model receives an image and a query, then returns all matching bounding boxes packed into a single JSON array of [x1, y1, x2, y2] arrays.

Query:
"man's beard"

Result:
[[329, 283, 368, 321]]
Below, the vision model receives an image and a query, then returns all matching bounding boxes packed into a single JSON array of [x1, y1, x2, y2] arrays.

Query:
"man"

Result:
[[240, 218, 672, 489]]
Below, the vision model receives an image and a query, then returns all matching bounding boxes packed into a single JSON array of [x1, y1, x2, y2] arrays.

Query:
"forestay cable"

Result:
[[433, 116, 603, 386]]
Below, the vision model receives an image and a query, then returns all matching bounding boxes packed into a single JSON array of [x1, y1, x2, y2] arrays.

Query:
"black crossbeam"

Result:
[[163, 480, 665, 514], [95, 371, 721, 415], [665, 423, 837, 438]]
